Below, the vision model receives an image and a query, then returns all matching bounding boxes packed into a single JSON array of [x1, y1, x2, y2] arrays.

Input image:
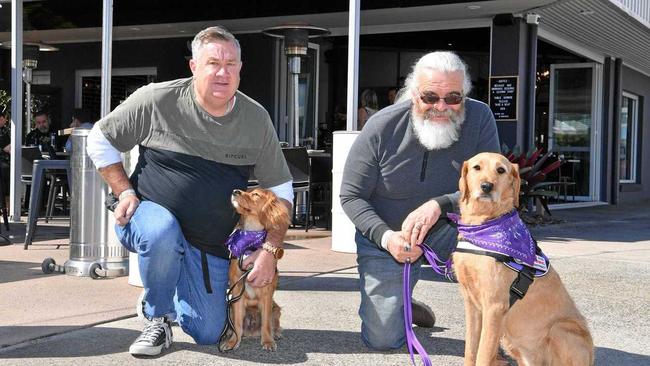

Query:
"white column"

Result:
[[346, 0, 360, 131], [9, 0, 23, 222], [331, 0, 361, 253]]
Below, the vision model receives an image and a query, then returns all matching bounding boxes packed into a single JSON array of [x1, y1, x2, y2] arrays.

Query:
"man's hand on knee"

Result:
[[115, 195, 140, 226]]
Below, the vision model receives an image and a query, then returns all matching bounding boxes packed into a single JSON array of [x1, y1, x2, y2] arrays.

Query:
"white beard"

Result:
[[411, 105, 465, 150]]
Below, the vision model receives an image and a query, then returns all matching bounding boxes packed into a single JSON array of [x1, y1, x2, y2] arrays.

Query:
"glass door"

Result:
[[548, 63, 602, 202]]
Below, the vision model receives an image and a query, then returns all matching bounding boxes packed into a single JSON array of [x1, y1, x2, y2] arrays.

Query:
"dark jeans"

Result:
[[355, 220, 457, 350]]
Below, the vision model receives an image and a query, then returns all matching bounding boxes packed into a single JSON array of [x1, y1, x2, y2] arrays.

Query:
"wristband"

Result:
[[118, 188, 137, 201]]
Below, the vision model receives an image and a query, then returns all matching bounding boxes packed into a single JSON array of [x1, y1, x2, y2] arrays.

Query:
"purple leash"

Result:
[[403, 243, 453, 366]]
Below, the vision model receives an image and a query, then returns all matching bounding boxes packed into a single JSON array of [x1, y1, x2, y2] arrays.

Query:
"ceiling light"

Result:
[[467, 5, 481, 10], [0, 41, 59, 52]]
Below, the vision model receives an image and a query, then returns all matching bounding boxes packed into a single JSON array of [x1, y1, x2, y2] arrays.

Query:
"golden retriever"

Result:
[[453, 152, 594, 366], [219, 188, 290, 352]]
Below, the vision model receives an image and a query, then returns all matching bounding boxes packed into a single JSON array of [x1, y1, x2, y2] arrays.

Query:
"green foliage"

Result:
[[501, 144, 564, 219]]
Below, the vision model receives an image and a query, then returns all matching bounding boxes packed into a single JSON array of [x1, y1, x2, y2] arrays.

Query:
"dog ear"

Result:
[[260, 195, 290, 230], [511, 162, 521, 208], [459, 161, 470, 204]]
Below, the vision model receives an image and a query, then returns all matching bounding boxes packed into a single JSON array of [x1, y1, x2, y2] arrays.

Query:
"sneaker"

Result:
[[129, 317, 173, 356], [411, 299, 436, 328]]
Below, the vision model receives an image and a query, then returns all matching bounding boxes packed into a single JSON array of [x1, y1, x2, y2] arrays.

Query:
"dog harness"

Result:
[[447, 211, 550, 307]]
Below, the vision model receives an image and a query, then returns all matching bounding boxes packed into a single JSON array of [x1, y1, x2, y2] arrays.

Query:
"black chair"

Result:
[[309, 155, 332, 229], [0, 162, 11, 245], [282, 147, 311, 231], [21, 146, 42, 210]]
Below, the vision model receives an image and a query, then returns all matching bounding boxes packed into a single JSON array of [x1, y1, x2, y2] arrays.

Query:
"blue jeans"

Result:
[[115, 201, 229, 345], [355, 222, 456, 350]]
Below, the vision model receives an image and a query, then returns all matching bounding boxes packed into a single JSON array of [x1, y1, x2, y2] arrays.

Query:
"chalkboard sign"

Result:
[[489, 76, 518, 121]]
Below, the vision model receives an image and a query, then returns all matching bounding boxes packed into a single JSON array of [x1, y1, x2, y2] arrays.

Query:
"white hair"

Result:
[[396, 51, 472, 104], [191, 26, 241, 61]]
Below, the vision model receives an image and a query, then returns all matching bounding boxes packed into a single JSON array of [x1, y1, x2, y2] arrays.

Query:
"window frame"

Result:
[[620, 91, 639, 183]]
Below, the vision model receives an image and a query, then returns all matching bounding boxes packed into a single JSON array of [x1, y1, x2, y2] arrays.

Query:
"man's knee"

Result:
[[131, 203, 183, 253], [362, 325, 404, 350], [359, 299, 405, 350], [182, 318, 224, 345]]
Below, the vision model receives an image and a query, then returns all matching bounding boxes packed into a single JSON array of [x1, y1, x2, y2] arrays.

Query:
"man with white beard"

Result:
[[340, 51, 499, 350]]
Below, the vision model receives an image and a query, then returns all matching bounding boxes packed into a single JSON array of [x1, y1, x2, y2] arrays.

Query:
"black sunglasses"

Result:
[[419, 92, 464, 105]]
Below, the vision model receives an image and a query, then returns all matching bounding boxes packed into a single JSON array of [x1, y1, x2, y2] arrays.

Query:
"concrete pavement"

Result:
[[1, 202, 649, 365]]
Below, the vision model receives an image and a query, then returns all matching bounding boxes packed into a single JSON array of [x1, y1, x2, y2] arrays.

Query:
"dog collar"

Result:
[[225, 229, 267, 258], [447, 210, 536, 266]]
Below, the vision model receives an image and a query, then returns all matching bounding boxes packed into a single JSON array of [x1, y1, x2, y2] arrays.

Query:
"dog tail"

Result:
[[547, 317, 594, 366]]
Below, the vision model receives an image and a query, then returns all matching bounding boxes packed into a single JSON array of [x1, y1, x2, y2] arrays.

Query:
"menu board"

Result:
[[489, 76, 518, 121]]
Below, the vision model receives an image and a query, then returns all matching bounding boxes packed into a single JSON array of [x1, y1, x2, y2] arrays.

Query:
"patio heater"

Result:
[[263, 24, 329, 146], [22, 45, 39, 135]]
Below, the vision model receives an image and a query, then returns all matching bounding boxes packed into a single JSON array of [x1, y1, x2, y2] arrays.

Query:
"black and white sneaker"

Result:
[[129, 316, 173, 356]]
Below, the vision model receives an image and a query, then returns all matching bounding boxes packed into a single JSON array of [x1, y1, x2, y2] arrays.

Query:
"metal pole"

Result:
[[293, 72, 300, 146], [10, 0, 24, 222], [99, 0, 113, 246], [101, 0, 113, 118], [24, 73, 31, 137], [346, 0, 360, 131], [526, 17, 538, 152]]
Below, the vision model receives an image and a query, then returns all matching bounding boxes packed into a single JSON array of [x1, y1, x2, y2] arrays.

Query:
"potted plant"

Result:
[[502, 144, 564, 224]]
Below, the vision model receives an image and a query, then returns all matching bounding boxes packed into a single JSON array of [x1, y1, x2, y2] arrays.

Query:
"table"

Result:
[[24, 159, 72, 249]]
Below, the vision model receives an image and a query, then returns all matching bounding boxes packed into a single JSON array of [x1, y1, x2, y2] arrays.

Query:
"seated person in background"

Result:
[[65, 108, 95, 152], [358, 89, 379, 130], [0, 109, 11, 200], [387, 86, 398, 106], [25, 111, 55, 152]]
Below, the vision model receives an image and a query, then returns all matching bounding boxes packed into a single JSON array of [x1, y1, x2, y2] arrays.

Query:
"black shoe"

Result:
[[411, 299, 436, 328], [129, 316, 173, 356]]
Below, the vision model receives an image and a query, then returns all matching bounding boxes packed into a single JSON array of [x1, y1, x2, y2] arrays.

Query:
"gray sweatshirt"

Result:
[[340, 98, 500, 247]]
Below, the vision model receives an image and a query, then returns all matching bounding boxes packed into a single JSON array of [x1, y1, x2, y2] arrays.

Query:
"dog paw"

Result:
[[262, 340, 277, 352], [219, 335, 241, 352], [274, 327, 283, 340]]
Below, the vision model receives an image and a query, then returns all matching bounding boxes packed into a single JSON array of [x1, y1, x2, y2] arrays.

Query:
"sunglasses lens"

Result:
[[444, 95, 463, 105], [420, 92, 463, 105], [421, 92, 439, 104]]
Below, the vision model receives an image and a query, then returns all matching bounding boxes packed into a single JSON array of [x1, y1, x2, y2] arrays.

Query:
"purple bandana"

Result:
[[225, 229, 267, 258], [447, 210, 536, 266]]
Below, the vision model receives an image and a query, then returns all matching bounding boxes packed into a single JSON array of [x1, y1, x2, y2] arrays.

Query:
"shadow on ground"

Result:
[[595, 347, 650, 365], [0, 259, 67, 285], [0, 327, 463, 363], [1, 325, 646, 365]]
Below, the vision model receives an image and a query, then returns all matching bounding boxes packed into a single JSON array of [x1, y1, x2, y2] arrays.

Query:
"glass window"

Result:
[[620, 93, 639, 183]]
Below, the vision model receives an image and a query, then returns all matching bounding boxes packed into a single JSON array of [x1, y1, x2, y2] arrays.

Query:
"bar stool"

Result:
[[24, 159, 72, 249]]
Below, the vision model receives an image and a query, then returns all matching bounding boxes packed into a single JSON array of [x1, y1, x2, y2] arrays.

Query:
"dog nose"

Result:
[[233, 189, 242, 196], [480, 182, 494, 193]]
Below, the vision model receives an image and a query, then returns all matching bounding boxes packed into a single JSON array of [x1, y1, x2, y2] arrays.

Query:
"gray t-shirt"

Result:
[[97, 77, 291, 257], [340, 98, 500, 247]]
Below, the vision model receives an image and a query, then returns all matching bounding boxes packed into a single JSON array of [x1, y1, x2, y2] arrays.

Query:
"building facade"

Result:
[[1, 0, 648, 207]]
